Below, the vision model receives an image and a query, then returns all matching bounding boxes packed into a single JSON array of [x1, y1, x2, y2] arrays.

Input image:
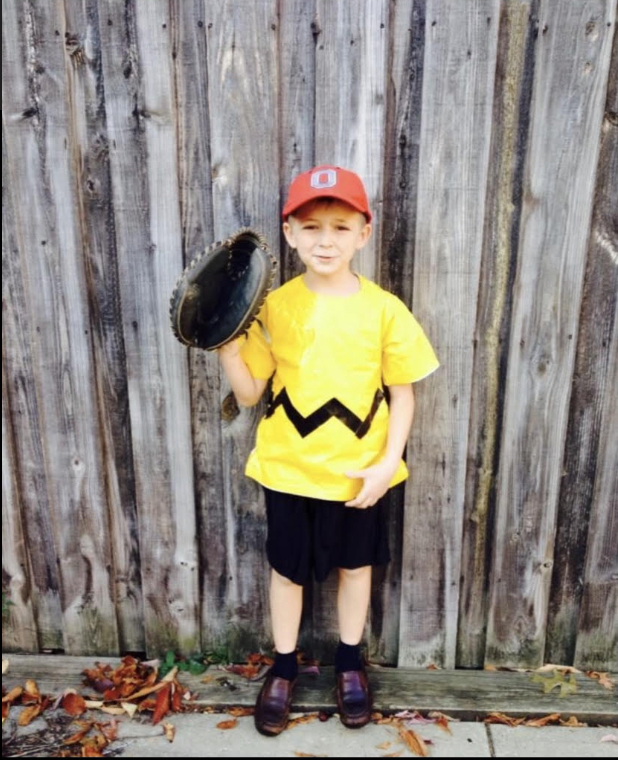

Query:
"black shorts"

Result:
[[263, 487, 391, 585]]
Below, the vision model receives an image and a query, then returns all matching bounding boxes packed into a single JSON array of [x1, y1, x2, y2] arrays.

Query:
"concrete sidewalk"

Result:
[[3, 705, 617, 757]]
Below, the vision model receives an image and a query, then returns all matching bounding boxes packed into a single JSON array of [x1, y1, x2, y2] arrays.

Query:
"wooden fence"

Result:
[[2, 0, 617, 671]]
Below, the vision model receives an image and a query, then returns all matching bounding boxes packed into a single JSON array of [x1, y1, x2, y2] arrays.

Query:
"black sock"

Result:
[[335, 641, 362, 673], [271, 650, 298, 681]]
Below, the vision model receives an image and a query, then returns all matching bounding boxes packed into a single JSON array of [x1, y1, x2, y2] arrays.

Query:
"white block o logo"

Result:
[[310, 169, 337, 189]]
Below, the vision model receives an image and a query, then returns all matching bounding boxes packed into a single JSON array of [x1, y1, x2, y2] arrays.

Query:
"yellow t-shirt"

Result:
[[240, 275, 439, 500]]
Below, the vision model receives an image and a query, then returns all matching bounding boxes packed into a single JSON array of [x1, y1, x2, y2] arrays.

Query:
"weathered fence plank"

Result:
[[369, 0, 427, 665], [171, 0, 226, 652], [63, 0, 145, 655], [279, 0, 317, 284], [573, 307, 618, 670], [3, 0, 118, 654], [485, 0, 616, 667], [457, 0, 533, 669], [278, 0, 319, 656], [314, 0, 388, 281], [204, 0, 280, 657], [2, 123, 63, 651], [547, 21, 618, 670], [399, 0, 500, 668], [98, 0, 199, 656], [1, 361, 38, 652], [310, 0, 390, 663]]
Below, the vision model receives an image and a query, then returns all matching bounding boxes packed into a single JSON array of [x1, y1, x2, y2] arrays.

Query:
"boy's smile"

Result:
[[283, 200, 371, 290]]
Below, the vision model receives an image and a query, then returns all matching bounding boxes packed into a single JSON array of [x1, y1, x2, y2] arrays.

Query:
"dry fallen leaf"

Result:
[[288, 713, 319, 729], [62, 691, 88, 716], [2, 659, 9, 675], [227, 706, 254, 717], [600, 734, 618, 743], [2, 685, 23, 703], [382, 752, 404, 758], [535, 663, 581, 674], [560, 715, 587, 727], [121, 701, 138, 718], [376, 741, 392, 749], [216, 718, 238, 730], [524, 713, 561, 727], [162, 721, 176, 742], [484, 712, 525, 727], [398, 725, 430, 757], [586, 671, 616, 690]]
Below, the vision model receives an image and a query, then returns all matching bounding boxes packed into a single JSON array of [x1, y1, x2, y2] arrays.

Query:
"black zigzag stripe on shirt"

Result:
[[264, 387, 385, 439]]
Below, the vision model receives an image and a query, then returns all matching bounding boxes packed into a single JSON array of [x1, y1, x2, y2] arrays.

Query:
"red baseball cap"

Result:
[[282, 165, 372, 222]]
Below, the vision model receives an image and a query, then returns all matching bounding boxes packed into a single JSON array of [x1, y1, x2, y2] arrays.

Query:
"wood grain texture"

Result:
[[310, 0, 390, 657], [3, 0, 118, 654], [204, 0, 280, 659], [2, 361, 38, 652], [170, 0, 227, 652], [399, 0, 500, 668], [1, 124, 63, 650], [314, 0, 389, 280], [548, 18, 618, 671], [486, 0, 616, 667], [63, 0, 144, 655], [98, 0, 199, 656], [458, 0, 533, 668], [279, 0, 317, 283]]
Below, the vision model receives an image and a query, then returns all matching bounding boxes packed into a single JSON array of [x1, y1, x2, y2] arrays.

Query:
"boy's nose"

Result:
[[317, 229, 334, 247]]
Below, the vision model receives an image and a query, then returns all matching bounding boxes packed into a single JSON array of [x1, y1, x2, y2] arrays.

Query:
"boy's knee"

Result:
[[338, 566, 371, 580], [271, 568, 303, 588]]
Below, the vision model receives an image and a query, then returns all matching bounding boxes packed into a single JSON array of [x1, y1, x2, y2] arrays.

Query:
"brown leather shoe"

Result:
[[254, 674, 297, 736], [336, 667, 372, 728]]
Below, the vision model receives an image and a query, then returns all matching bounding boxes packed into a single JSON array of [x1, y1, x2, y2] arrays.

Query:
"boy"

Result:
[[218, 165, 439, 736]]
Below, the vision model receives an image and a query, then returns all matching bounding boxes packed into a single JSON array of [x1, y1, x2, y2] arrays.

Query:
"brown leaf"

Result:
[[97, 719, 119, 741], [62, 723, 94, 744], [17, 703, 44, 726], [484, 712, 525, 727], [2, 686, 23, 703], [62, 691, 88, 716], [586, 671, 616, 690], [227, 706, 254, 717], [560, 715, 587, 727], [376, 740, 392, 749], [162, 722, 176, 742], [288, 713, 319, 729], [216, 718, 238, 730], [398, 726, 430, 757], [433, 714, 452, 733], [152, 683, 171, 725], [382, 753, 404, 758], [524, 713, 561, 727]]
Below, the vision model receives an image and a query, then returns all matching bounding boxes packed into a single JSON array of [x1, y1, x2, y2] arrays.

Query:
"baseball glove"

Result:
[[169, 228, 276, 350]]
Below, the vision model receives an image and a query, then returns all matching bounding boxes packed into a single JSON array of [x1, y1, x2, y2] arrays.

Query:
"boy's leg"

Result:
[[270, 568, 304, 654], [254, 568, 303, 737], [337, 565, 371, 644], [335, 565, 373, 728]]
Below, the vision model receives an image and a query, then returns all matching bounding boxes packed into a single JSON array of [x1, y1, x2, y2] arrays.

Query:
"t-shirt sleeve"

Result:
[[239, 302, 276, 379], [382, 295, 440, 385]]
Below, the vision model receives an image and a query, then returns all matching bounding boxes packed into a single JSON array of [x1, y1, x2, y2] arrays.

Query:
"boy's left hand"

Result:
[[344, 461, 397, 509]]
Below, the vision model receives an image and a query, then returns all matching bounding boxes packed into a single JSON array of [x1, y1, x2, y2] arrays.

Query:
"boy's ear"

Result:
[[357, 222, 372, 249], [282, 221, 296, 249]]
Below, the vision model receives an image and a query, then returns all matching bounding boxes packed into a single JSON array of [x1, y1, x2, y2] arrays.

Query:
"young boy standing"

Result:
[[218, 165, 439, 736]]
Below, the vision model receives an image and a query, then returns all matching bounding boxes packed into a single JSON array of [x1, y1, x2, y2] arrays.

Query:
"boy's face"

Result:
[[283, 200, 371, 280]]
